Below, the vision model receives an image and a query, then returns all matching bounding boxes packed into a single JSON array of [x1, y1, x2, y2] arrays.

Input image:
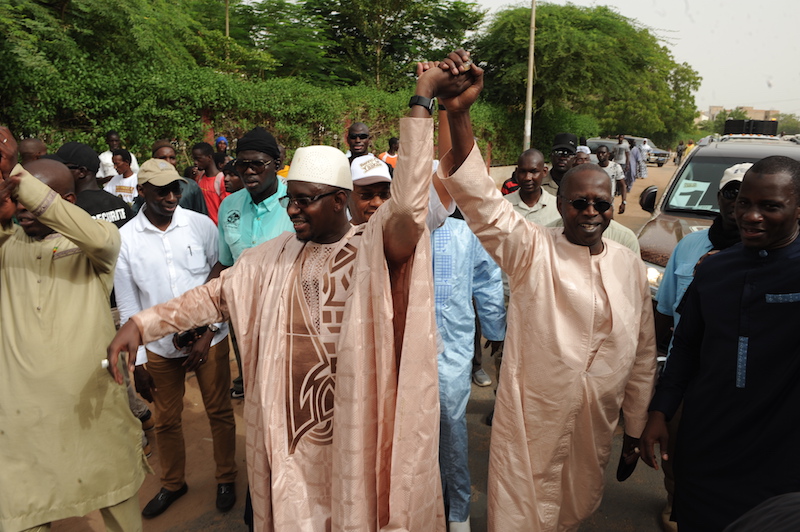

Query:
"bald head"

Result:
[[18, 138, 47, 165], [517, 148, 544, 167], [23, 159, 76, 198]]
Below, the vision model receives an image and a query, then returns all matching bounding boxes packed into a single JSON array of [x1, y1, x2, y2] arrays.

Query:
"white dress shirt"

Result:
[[115, 205, 228, 364]]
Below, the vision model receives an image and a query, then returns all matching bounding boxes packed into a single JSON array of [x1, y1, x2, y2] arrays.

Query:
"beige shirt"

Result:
[[135, 118, 444, 532], [0, 166, 147, 531], [503, 188, 560, 225], [541, 170, 562, 196], [439, 145, 656, 532]]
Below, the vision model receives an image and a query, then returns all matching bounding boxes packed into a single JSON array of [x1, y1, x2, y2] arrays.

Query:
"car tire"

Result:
[[658, 163, 664, 167]]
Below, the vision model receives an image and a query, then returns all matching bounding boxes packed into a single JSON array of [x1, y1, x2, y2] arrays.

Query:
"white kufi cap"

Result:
[[286, 145, 353, 190]]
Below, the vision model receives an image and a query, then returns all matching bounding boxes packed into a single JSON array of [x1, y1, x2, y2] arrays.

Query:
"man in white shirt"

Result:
[[114, 158, 237, 519], [104, 148, 139, 205], [98, 130, 139, 183]]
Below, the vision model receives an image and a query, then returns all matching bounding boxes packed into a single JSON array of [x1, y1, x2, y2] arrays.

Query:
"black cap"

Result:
[[552, 133, 578, 155], [56, 142, 100, 173]]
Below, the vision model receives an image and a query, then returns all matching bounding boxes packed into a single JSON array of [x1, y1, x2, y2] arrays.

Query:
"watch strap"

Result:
[[408, 95, 434, 114]]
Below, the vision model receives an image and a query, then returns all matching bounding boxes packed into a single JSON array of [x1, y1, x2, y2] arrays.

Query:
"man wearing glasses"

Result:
[[542, 132, 578, 196], [434, 50, 656, 531], [108, 65, 455, 530], [113, 158, 237, 518], [214, 127, 294, 273], [345, 121, 373, 162], [212, 127, 294, 400]]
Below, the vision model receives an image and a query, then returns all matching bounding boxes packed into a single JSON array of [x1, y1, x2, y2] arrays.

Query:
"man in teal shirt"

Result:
[[211, 127, 294, 400], [215, 127, 294, 268]]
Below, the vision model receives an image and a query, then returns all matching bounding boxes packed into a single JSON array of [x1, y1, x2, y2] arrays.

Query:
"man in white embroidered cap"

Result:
[[106, 64, 475, 531]]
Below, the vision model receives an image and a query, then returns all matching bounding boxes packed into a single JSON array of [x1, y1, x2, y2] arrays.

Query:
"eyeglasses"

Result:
[[358, 190, 391, 201], [348, 133, 369, 140], [279, 190, 338, 209], [720, 186, 740, 200], [552, 149, 574, 158], [234, 158, 273, 171], [563, 197, 613, 213]]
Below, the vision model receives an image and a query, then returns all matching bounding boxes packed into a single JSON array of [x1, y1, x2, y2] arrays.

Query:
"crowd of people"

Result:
[[2, 48, 800, 532]]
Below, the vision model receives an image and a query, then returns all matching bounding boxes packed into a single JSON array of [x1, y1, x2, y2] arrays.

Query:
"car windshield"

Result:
[[664, 155, 755, 214]]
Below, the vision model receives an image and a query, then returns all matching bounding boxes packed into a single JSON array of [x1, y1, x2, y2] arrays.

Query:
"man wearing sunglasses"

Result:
[[542, 132, 578, 196], [114, 158, 237, 518], [346, 122, 373, 162], [649, 163, 747, 532], [108, 64, 458, 531], [212, 127, 295, 400], [434, 49, 656, 532], [348, 153, 393, 224]]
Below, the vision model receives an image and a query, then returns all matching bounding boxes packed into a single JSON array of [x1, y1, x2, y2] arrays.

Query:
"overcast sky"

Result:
[[476, 0, 800, 116]]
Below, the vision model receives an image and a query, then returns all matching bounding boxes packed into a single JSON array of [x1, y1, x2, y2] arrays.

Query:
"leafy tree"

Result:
[[777, 113, 800, 135], [303, 0, 485, 89], [240, 0, 345, 84], [474, 4, 700, 150]]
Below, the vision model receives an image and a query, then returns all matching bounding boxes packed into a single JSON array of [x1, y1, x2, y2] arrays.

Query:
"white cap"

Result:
[[286, 145, 353, 190], [576, 146, 591, 154], [351, 155, 391, 186], [719, 162, 753, 191]]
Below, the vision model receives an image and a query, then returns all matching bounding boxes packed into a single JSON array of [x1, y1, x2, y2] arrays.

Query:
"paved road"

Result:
[[54, 163, 678, 532]]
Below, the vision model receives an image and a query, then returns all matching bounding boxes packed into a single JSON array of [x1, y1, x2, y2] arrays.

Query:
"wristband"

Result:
[[408, 95, 435, 115]]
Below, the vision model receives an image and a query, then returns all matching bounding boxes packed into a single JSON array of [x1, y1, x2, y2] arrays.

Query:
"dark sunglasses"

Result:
[[552, 149, 574, 158], [564, 197, 613, 213], [152, 181, 182, 197], [358, 190, 391, 201], [279, 190, 338, 209], [720, 186, 740, 200], [348, 133, 369, 140], [234, 158, 273, 171]]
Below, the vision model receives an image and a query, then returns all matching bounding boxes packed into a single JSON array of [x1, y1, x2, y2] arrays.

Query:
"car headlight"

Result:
[[646, 264, 665, 299]]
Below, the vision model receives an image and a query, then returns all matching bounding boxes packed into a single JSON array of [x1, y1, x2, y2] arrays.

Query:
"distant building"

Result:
[[708, 106, 779, 122]]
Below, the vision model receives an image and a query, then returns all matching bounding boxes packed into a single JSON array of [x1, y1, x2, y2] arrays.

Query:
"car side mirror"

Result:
[[639, 185, 658, 213]]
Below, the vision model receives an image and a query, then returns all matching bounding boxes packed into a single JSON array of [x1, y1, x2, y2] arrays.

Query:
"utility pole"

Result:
[[523, 0, 537, 150], [225, 0, 230, 38]]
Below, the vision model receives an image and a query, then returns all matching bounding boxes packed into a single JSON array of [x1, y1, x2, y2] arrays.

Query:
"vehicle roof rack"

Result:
[[722, 119, 778, 136]]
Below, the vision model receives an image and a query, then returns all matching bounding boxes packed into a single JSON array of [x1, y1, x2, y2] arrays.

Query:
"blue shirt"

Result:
[[217, 182, 294, 266], [433, 218, 506, 347], [655, 229, 712, 357]]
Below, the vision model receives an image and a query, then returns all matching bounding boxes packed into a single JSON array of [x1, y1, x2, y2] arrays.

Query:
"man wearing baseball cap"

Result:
[[114, 157, 237, 518], [109, 63, 452, 530], [650, 162, 748, 531], [349, 153, 392, 224], [542, 132, 578, 195]]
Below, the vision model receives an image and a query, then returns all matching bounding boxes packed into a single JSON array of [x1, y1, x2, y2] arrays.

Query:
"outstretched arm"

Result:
[[383, 63, 475, 266], [437, 50, 484, 174]]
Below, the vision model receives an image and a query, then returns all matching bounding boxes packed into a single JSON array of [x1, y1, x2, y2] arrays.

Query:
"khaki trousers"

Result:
[[22, 495, 142, 532], [147, 340, 237, 491]]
